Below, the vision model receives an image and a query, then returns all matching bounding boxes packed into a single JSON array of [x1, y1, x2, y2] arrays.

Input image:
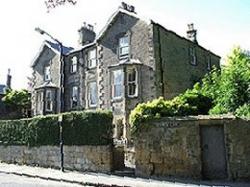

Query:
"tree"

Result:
[[197, 47, 250, 117], [2, 89, 31, 119]]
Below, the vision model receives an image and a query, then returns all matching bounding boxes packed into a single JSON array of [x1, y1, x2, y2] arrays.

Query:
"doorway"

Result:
[[200, 125, 228, 180]]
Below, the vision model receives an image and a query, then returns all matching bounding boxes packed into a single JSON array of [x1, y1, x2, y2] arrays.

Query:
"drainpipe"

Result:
[[156, 26, 164, 97]]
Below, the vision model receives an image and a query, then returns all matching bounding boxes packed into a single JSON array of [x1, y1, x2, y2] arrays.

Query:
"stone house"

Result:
[[31, 3, 220, 140]]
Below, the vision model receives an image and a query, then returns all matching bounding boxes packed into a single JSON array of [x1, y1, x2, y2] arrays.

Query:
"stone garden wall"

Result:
[[134, 115, 250, 180], [0, 145, 113, 173]]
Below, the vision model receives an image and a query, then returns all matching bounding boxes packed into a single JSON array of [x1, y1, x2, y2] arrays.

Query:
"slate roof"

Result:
[[45, 40, 74, 55], [31, 40, 74, 67]]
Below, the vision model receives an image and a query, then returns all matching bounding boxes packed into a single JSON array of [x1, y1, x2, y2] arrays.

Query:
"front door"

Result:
[[200, 125, 227, 180]]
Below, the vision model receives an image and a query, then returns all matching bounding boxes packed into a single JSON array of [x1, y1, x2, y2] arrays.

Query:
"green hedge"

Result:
[[0, 110, 113, 146]]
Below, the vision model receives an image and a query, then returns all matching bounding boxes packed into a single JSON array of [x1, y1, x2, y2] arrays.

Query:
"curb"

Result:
[[0, 170, 130, 187]]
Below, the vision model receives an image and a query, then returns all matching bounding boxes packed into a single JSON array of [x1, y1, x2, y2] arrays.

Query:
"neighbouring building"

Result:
[[31, 2, 220, 141], [0, 69, 12, 118]]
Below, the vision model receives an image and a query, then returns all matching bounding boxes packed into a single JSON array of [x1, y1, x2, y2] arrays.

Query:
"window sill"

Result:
[[111, 97, 123, 102], [127, 95, 138, 99]]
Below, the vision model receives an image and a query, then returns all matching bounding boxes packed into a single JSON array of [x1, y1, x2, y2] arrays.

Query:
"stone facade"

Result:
[[0, 145, 113, 173], [31, 4, 220, 141], [134, 116, 250, 181]]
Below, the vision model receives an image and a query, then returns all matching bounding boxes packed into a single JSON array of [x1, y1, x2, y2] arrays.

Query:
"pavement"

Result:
[[0, 162, 249, 187]]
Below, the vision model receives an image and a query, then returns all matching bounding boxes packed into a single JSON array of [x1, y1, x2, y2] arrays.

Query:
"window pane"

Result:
[[128, 69, 136, 82], [89, 49, 96, 59], [120, 46, 129, 56], [71, 56, 77, 72], [88, 49, 97, 68], [72, 86, 78, 107], [45, 90, 52, 111], [44, 66, 51, 80], [128, 83, 136, 96], [113, 70, 123, 98], [89, 82, 97, 106], [119, 36, 129, 47], [114, 85, 122, 98]]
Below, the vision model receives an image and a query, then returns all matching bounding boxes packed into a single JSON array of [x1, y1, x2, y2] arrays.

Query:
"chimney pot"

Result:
[[187, 23, 198, 44]]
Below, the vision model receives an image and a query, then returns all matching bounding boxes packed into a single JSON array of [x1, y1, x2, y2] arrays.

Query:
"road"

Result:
[[0, 173, 85, 187]]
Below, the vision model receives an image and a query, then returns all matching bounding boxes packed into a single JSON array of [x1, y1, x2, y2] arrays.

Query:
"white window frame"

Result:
[[71, 86, 78, 108], [88, 82, 97, 107], [44, 66, 51, 81], [119, 36, 129, 59], [190, 47, 197, 65], [45, 90, 53, 112], [88, 48, 97, 68], [127, 68, 138, 97], [112, 69, 124, 99], [71, 56, 78, 73]]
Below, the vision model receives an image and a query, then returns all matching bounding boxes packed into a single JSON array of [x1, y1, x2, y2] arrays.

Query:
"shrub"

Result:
[[0, 110, 113, 146], [235, 104, 250, 118], [129, 90, 212, 134]]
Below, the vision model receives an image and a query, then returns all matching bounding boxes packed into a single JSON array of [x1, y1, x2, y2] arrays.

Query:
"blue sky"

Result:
[[0, 0, 249, 89]]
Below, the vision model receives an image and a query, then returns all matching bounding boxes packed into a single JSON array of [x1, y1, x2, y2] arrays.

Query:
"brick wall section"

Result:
[[0, 145, 113, 173], [134, 116, 250, 180]]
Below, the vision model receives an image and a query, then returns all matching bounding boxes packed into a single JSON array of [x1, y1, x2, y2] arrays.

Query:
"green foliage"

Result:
[[198, 47, 250, 115], [0, 110, 113, 146], [130, 47, 250, 134], [235, 104, 250, 118], [130, 90, 212, 134], [2, 89, 31, 118]]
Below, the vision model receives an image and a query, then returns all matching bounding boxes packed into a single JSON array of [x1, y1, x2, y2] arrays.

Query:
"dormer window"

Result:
[[44, 66, 51, 81], [189, 47, 197, 65], [88, 48, 97, 68], [71, 56, 78, 73], [119, 36, 129, 59]]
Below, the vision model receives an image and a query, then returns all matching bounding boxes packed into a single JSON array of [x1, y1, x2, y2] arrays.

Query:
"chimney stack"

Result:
[[78, 22, 96, 46], [121, 2, 135, 13], [187, 23, 198, 44], [6, 68, 11, 89]]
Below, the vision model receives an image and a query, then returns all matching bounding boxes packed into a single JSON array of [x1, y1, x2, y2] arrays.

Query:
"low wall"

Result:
[[0, 145, 113, 173], [134, 115, 250, 180]]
